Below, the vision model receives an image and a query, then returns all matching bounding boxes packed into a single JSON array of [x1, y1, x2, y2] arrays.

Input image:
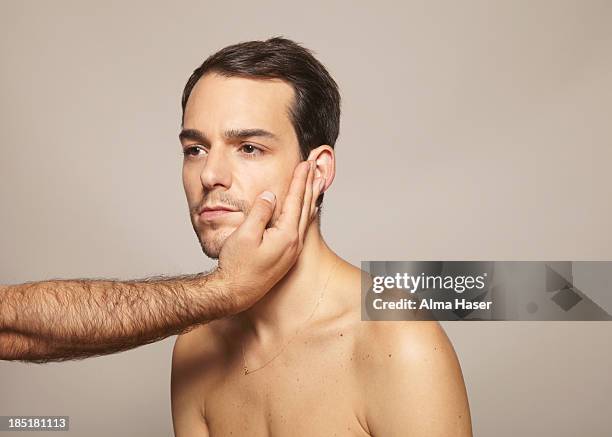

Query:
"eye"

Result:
[[239, 143, 263, 158], [182, 146, 207, 158]]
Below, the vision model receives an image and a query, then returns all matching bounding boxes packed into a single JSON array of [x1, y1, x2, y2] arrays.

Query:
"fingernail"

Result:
[[260, 191, 275, 203]]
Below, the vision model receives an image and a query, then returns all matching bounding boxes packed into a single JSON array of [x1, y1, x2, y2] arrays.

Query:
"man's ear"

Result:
[[307, 145, 335, 193]]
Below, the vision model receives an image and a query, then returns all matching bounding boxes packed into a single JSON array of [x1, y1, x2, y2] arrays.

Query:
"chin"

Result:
[[198, 228, 234, 260]]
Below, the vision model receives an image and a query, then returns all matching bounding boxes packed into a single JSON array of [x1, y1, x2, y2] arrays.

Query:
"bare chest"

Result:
[[202, 333, 370, 437]]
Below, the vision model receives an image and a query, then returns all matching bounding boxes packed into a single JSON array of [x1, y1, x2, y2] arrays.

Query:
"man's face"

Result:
[[180, 72, 302, 259]]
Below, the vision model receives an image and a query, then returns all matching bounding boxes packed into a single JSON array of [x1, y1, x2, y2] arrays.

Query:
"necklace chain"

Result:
[[240, 258, 340, 376]]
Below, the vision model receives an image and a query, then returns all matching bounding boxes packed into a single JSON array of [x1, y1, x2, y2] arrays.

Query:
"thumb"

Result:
[[237, 191, 276, 241]]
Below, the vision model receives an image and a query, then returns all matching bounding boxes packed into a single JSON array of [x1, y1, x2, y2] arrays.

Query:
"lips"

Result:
[[199, 204, 238, 214], [199, 205, 239, 221]]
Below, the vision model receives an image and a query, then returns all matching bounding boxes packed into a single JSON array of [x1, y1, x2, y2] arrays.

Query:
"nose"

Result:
[[200, 146, 231, 191]]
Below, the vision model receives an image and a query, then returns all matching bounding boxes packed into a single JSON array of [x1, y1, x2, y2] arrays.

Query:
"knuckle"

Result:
[[255, 212, 268, 226], [240, 232, 257, 246], [258, 196, 274, 209], [234, 227, 255, 244], [256, 202, 274, 217]]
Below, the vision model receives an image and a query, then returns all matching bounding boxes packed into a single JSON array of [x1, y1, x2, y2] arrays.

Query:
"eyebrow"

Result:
[[179, 127, 279, 144]]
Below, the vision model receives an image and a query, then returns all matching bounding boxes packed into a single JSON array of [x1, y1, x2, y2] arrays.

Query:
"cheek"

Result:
[[269, 175, 296, 222], [243, 178, 278, 210], [182, 167, 201, 202], [235, 174, 288, 222], [275, 169, 296, 204], [236, 164, 277, 196]]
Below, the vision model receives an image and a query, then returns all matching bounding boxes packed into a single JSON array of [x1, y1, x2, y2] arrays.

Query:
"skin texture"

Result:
[[171, 73, 473, 436]]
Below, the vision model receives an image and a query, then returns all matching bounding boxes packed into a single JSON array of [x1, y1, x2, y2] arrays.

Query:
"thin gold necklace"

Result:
[[240, 257, 341, 376]]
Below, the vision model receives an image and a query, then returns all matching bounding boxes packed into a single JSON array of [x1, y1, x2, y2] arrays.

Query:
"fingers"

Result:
[[236, 190, 277, 243], [297, 160, 316, 242], [274, 160, 310, 232]]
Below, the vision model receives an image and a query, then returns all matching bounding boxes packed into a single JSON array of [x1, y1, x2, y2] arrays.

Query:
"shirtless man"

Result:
[[171, 37, 472, 436]]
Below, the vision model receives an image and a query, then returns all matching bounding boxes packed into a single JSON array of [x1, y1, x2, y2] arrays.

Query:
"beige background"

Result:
[[1, 0, 611, 436]]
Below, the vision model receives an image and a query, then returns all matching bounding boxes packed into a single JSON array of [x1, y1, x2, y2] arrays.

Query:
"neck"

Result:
[[238, 219, 341, 344]]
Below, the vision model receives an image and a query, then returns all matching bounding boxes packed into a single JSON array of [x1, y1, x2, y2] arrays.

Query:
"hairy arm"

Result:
[[361, 321, 473, 437], [0, 330, 68, 364], [0, 272, 231, 362], [0, 159, 322, 363]]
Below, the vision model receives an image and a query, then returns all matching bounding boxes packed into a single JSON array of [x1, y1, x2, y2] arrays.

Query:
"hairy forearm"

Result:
[[0, 330, 89, 363], [0, 270, 235, 360]]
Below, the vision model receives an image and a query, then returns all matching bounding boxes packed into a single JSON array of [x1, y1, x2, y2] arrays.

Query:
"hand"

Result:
[[216, 159, 323, 313]]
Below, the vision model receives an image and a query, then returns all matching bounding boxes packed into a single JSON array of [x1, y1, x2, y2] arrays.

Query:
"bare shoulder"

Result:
[[354, 320, 453, 366], [172, 318, 236, 380], [171, 320, 234, 437], [173, 321, 225, 362], [353, 321, 473, 436]]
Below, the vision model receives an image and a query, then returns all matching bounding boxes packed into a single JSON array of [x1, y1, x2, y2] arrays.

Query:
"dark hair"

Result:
[[180, 36, 341, 209]]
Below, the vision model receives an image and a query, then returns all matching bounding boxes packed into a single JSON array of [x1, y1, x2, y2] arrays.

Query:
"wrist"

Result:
[[209, 266, 243, 317], [184, 268, 241, 321], [214, 265, 274, 316]]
